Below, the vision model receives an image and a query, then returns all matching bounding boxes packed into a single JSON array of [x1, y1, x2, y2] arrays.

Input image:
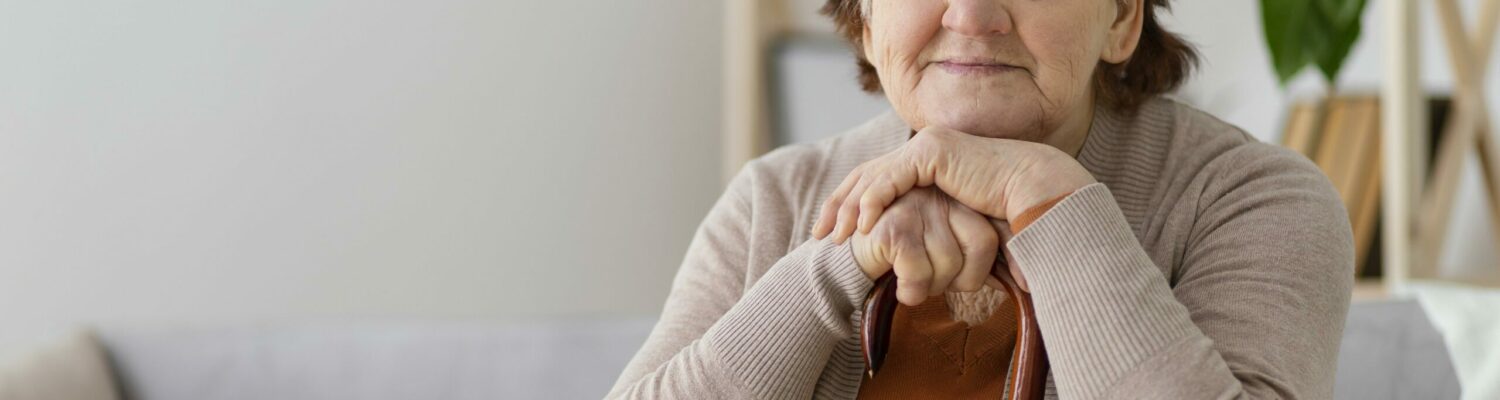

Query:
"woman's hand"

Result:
[[812, 127, 1095, 242], [845, 187, 1000, 306], [988, 218, 1028, 292]]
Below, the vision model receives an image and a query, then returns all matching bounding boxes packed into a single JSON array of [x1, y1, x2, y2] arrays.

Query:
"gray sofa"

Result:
[[95, 301, 1458, 400]]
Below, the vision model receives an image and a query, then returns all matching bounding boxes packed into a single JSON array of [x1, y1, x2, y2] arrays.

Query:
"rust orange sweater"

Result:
[[856, 292, 1020, 398]]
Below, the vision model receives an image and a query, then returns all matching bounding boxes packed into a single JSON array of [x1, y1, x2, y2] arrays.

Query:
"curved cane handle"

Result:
[[993, 265, 1049, 400], [860, 272, 899, 378]]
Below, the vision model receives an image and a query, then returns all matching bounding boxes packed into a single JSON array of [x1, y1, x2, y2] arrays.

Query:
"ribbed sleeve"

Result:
[[1006, 183, 1202, 399], [706, 238, 870, 399], [608, 237, 871, 399], [1008, 147, 1353, 399]]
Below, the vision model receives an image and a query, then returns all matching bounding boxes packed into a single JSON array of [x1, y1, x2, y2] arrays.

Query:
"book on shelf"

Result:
[[1278, 95, 1383, 276]]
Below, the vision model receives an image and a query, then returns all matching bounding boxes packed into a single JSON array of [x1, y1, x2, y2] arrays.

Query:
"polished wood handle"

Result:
[[859, 261, 1049, 400], [992, 264, 1049, 400], [860, 272, 900, 377]]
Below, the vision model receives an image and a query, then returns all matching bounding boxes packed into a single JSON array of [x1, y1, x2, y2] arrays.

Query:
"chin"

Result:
[[922, 102, 1048, 142]]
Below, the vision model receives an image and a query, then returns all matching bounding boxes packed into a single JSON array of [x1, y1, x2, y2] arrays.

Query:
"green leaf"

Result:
[[1262, 0, 1312, 84], [1315, 6, 1362, 84], [1316, 0, 1366, 30], [1261, 0, 1368, 87]]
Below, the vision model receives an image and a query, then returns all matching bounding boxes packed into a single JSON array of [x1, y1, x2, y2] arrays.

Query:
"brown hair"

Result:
[[820, 0, 1198, 112]]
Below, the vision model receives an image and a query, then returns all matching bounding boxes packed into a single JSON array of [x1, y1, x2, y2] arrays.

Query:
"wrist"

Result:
[[1005, 154, 1094, 222], [1010, 192, 1072, 233]]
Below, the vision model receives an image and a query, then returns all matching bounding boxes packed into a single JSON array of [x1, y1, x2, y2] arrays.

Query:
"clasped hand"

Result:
[[810, 127, 1095, 306]]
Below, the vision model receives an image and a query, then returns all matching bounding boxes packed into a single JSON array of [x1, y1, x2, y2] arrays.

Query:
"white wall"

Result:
[[0, 0, 724, 345]]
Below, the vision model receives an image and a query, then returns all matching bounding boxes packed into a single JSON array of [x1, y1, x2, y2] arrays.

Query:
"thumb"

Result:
[[850, 232, 893, 281]]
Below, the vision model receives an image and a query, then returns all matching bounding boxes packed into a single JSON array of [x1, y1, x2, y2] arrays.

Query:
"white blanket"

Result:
[[1409, 281, 1500, 400]]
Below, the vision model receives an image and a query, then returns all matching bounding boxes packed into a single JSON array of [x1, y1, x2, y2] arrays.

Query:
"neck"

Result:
[[1044, 103, 1094, 158]]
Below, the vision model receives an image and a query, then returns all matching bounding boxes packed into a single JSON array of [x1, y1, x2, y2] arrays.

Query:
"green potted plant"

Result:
[[1261, 0, 1370, 85]]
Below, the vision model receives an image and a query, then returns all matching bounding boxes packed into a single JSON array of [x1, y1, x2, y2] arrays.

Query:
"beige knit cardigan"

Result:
[[607, 98, 1354, 399]]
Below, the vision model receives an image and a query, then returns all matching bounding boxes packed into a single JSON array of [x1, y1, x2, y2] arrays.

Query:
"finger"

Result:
[[984, 276, 1005, 291], [857, 180, 895, 234], [994, 221, 1029, 292], [834, 176, 872, 243], [858, 163, 921, 234], [815, 168, 862, 238], [948, 203, 998, 292], [813, 168, 863, 238], [891, 234, 934, 306], [849, 229, 892, 281], [920, 196, 963, 295], [1009, 256, 1028, 293]]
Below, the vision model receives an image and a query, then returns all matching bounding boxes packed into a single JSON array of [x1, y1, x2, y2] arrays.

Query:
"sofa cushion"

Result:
[[98, 318, 657, 400], [0, 330, 121, 400]]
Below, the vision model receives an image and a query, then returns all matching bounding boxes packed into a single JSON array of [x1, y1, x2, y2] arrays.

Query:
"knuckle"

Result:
[[839, 200, 860, 215], [904, 274, 932, 287], [936, 252, 962, 269], [978, 225, 1000, 245], [953, 278, 982, 292], [958, 235, 982, 250], [897, 263, 932, 281], [898, 265, 932, 282], [883, 180, 904, 196], [926, 242, 955, 261]]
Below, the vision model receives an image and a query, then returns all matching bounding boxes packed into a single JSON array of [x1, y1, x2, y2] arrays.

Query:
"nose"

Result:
[[942, 0, 1013, 37]]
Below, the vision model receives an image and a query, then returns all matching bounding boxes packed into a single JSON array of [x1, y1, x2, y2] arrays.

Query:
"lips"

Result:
[[933, 58, 1024, 75]]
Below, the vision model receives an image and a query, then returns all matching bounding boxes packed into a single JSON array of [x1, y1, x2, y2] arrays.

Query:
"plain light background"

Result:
[[0, 0, 725, 350], [0, 0, 1496, 353]]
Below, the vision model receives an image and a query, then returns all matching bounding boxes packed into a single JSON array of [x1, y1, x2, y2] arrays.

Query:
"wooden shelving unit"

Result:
[[1380, 0, 1500, 298]]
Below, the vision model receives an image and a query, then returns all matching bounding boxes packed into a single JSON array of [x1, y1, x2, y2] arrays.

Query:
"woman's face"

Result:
[[863, 0, 1139, 142]]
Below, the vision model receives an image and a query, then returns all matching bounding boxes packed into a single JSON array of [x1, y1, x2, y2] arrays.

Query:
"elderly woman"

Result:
[[609, 0, 1352, 398]]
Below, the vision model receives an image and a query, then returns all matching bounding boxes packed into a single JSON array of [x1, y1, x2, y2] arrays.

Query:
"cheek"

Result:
[[1017, 8, 1108, 107], [868, 0, 945, 124], [869, 1, 943, 71]]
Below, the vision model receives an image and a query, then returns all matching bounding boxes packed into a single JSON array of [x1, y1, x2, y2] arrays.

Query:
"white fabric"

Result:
[[1410, 281, 1500, 400]]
